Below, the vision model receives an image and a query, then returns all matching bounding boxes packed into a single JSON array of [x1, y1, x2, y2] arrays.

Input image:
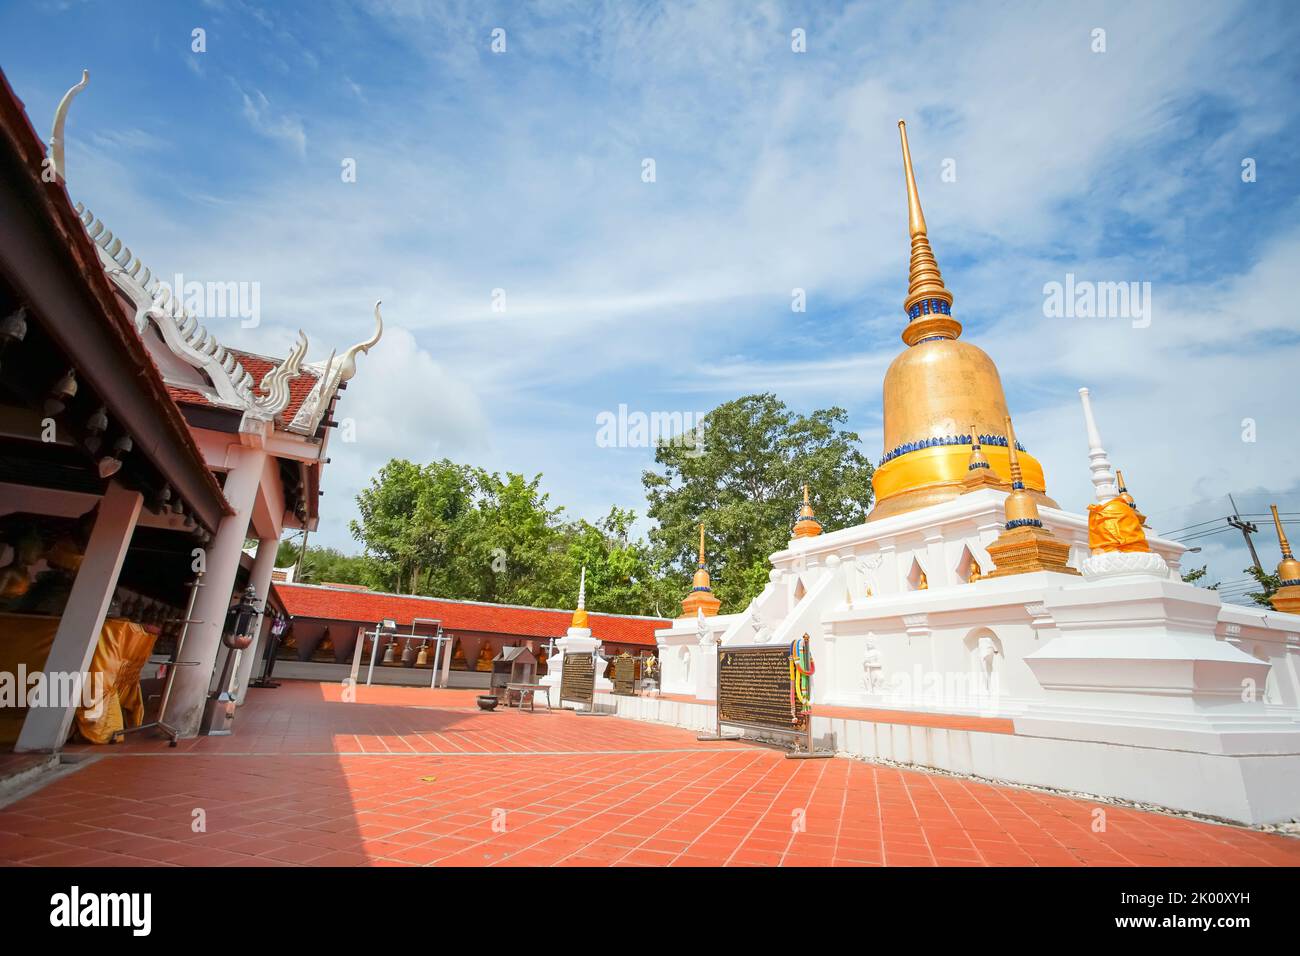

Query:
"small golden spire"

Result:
[[1274, 505, 1297, 561], [985, 416, 1077, 578], [897, 120, 959, 346], [966, 425, 990, 471], [1115, 469, 1148, 525], [792, 483, 823, 538], [1002, 417, 1036, 524], [682, 522, 721, 618], [1270, 504, 1300, 613]]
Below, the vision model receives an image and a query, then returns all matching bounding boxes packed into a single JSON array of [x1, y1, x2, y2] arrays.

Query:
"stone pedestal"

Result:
[[1021, 567, 1300, 756], [538, 626, 610, 707]]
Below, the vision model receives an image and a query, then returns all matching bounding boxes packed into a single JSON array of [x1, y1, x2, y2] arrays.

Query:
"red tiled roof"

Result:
[[231, 350, 320, 423], [273, 582, 668, 647], [163, 350, 321, 425]]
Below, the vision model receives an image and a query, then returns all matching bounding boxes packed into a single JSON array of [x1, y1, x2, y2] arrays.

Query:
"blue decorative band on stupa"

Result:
[[691, 586, 713, 592], [1005, 517, 1042, 530], [968, 461, 990, 471], [1280, 578, 1300, 588], [907, 298, 953, 320], [880, 433, 1027, 466]]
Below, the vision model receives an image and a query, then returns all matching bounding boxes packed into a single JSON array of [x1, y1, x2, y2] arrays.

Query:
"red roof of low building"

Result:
[[273, 582, 668, 647]]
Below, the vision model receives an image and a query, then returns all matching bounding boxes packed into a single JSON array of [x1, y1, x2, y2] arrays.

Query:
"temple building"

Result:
[[0, 67, 378, 748], [614, 120, 1300, 826], [270, 580, 664, 689]]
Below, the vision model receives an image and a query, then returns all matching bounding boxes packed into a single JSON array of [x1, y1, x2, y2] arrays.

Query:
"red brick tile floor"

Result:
[[1, 680, 1297, 867]]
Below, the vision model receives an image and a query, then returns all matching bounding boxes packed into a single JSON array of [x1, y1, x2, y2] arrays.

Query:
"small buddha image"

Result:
[[475, 641, 495, 672], [451, 641, 467, 670]]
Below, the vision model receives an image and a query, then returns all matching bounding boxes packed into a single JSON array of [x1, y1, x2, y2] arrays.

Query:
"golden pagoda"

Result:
[[961, 424, 1006, 492], [869, 121, 1057, 521], [792, 484, 823, 538], [1268, 504, 1300, 614], [681, 523, 722, 617], [986, 416, 1077, 577]]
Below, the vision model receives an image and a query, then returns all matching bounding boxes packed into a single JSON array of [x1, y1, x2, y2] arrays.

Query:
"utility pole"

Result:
[[1227, 494, 1263, 573]]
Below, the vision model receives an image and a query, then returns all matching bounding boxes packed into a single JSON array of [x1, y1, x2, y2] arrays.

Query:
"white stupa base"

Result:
[[537, 627, 611, 708]]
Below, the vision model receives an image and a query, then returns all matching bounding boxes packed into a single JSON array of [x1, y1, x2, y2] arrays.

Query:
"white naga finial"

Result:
[[337, 300, 383, 383], [1078, 387, 1118, 502], [49, 69, 89, 181]]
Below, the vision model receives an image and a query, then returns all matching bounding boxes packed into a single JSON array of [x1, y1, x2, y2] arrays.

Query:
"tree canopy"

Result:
[[642, 393, 874, 611], [286, 393, 876, 617]]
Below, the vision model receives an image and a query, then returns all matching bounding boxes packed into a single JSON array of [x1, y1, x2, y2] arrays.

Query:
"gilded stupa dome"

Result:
[[868, 122, 1057, 522]]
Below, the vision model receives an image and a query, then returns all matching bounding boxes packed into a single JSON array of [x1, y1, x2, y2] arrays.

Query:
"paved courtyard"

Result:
[[1, 681, 1297, 867]]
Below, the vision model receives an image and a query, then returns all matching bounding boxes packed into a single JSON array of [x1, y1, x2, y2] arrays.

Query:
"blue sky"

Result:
[[3, 0, 1299, 602]]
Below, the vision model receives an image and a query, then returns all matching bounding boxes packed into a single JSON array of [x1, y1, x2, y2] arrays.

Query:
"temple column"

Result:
[[15, 482, 142, 752], [164, 444, 266, 737], [233, 536, 279, 704]]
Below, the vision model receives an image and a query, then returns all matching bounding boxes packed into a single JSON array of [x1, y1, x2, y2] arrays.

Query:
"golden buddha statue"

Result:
[[869, 122, 1057, 521], [475, 641, 495, 671]]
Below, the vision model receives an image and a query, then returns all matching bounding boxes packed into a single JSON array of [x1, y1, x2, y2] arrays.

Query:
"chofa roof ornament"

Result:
[[48, 69, 88, 181], [46, 70, 383, 435]]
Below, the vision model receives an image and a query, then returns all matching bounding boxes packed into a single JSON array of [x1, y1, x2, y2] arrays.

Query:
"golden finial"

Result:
[[792, 483, 823, 538], [1005, 417, 1025, 489], [897, 120, 959, 346], [967, 424, 990, 471], [1274, 504, 1296, 561], [1270, 504, 1300, 613], [682, 522, 721, 618], [1115, 468, 1148, 525], [985, 415, 1077, 577]]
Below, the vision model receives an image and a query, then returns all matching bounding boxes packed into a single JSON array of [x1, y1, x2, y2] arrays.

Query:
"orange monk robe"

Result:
[[1087, 497, 1150, 553]]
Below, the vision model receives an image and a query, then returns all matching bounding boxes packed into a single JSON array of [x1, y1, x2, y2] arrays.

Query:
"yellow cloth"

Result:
[[0, 613, 156, 746], [1087, 497, 1150, 553], [77, 619, 157, 744]]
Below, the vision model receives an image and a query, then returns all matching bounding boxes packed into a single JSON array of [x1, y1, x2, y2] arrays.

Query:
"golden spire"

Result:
[[967, 424, 990, 471], [1115, 469, 1148, 525], [792, 484, 823, 538], [985, 416, 1077, 577], [1269, 505, 1300, 613], [897, 120, 959, 346], [682, 522, 721, 618]]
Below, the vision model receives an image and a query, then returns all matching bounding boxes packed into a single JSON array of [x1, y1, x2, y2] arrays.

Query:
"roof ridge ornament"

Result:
[[250, 330, 309, 419], [338, 300, 383, 384], [49, 69, 89, 181]]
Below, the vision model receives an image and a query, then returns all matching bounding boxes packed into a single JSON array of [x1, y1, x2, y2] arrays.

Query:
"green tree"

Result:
[[1243, 564, 1281, 608], [643, 393, 874, 611], [1180, 565, 1219, 589], [349, 459, 475, 594]]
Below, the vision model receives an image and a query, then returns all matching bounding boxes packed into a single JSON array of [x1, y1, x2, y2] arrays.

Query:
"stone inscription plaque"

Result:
[[718, 645, 802, 733], [559, 651, 594, 705], [612, 654, 637, 696]]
